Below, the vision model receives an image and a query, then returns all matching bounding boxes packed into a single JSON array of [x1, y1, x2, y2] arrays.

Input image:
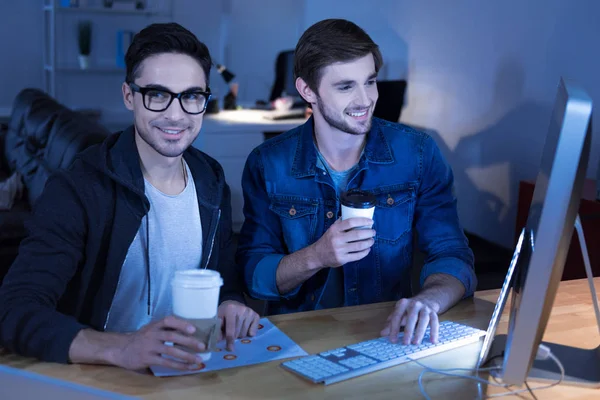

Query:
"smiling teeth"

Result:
[[348, 111, 367, 117], [160, 128, 183, 134]]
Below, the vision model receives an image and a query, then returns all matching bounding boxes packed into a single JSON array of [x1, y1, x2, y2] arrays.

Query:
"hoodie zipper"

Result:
[[104, 251, 128, 330], [104, 202, 150, 330], [203, 208, 221, 269]]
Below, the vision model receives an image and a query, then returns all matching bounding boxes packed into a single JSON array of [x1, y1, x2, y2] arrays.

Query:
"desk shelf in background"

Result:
[[42, 0, 172, 111]]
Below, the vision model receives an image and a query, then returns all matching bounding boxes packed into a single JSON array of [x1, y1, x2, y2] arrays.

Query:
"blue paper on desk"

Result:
[[150, 318, 307, 377]]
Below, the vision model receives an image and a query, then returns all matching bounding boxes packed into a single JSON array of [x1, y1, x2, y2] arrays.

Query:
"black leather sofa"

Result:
[[0, 89, 110, 281]]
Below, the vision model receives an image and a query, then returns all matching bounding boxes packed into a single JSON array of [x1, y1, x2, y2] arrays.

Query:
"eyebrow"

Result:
[[144, 83, 207, 92], [331, 72, 378, 87]]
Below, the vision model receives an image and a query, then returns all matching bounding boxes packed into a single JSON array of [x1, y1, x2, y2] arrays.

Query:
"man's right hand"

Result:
[[311, 217, 375, 268], [109, 316, 206, 371]]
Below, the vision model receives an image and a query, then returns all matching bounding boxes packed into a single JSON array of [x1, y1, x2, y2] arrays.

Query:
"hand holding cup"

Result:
[[171, 270, 223, 362], [311, 190, 377, 268]]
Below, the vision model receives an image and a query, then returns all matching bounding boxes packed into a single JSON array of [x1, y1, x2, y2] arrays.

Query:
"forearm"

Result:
[[414, 273, 465, 314], [68, 329, 126, 366], [276, 245, 323, 294]]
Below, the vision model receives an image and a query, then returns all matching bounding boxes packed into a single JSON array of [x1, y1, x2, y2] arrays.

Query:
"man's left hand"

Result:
[[380, 297, 440, 345], [217, 300, 260, 351]]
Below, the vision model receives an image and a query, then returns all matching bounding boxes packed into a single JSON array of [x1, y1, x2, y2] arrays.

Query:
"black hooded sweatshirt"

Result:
[[0, 126, 245, 363]]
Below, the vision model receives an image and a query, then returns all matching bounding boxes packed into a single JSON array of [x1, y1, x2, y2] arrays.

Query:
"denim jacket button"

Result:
[[326, 211, 334, 219], [386, 196, 394, 205], [289, 207, 297, 216], [310, 294, 315, 302]]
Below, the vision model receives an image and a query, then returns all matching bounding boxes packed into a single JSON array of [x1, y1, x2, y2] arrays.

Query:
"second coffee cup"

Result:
[[341, 189, 376, 226], [171, 269, 223, 361]]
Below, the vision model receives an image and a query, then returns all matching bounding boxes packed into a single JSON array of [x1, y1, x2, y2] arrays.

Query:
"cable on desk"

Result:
[[409, 348, 565, 400], [524, 381, 538, 400]]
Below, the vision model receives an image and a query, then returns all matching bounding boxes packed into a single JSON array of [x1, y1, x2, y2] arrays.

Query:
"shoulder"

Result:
[[47, 160, 112, 218], [372, 119, 442, 169], [374, 118, 434, 148], [30, 163, 103, 224], [36, 137, 120, 215]]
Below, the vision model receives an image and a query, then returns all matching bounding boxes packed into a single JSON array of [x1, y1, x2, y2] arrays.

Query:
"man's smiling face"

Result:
[[123, 52, 208, 158]]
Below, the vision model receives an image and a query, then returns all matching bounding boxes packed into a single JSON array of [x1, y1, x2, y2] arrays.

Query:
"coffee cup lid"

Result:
[[341, 189, 376, 209], [172, 269, 223, 289]]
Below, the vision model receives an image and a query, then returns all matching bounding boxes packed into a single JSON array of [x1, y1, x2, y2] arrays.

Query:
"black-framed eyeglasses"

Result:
[[129, 83, 212, 115]]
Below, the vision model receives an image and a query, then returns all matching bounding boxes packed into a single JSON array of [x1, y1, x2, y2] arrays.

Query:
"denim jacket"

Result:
[[236, 117, 476, 315]]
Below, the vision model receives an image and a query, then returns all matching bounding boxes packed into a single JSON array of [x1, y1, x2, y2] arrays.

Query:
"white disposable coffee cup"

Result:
[[341, 190, 376, 224], [172, 269, 223, 361]]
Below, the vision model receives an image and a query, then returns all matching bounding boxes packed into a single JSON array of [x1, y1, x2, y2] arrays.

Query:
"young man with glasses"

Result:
[[0, 23, 258, 371]]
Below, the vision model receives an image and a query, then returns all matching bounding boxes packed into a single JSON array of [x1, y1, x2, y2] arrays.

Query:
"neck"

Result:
[[313, 115, 366, 171], [135, 130, 186, 195]]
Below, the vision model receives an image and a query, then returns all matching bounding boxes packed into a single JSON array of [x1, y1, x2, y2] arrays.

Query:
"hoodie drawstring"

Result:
[[146, 214, 151, 315]]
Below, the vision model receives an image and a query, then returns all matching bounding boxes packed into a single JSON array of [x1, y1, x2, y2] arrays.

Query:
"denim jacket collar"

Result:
[[291, 117, 395, 178]]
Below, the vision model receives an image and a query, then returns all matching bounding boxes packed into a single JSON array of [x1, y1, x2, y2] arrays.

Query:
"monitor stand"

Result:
[[486, 215, 600, 387]]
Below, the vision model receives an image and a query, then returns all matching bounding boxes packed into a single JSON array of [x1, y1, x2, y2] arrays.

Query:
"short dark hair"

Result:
[[294, 19, 383, 92], [125, 23, 212, 86]]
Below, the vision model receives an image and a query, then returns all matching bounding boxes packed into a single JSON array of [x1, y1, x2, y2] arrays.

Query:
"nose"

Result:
[[163, 97, 186, 120], [355, 86, 370, 107]]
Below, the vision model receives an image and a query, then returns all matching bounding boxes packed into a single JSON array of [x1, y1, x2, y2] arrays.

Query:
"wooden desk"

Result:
[[1, 278, 598, 399]]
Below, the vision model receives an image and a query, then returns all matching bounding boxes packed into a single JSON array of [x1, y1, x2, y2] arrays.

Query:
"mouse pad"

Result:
[[150, 318, 308, 377]]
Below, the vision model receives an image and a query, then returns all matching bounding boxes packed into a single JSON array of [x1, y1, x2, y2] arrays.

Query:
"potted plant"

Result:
[[78, 21, 92, 70]]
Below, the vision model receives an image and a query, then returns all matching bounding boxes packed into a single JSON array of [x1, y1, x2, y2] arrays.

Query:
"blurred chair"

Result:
[[269, 50, 297, 102], [0, 89, 109, 282]]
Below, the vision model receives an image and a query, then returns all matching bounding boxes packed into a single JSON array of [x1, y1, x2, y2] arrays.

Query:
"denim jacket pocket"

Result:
[[269, 195, 319, 253], [370, 184, 415, 243]]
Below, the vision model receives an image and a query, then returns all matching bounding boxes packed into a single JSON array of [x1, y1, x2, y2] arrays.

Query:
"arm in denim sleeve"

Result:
[[415, 135, 477, 297], [236, 149, 302, 301]]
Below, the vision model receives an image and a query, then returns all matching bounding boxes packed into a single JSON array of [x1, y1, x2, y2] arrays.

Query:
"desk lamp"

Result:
[[217, 64, 238, 111]]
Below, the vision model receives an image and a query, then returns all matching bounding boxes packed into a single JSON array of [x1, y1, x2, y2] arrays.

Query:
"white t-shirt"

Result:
[[104, 161, 203, 332]]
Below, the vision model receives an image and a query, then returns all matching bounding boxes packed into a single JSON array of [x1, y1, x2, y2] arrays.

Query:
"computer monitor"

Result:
[[478, 77, 600, 387], [373, 80, 407, 123], [269, 50, 300, 102]]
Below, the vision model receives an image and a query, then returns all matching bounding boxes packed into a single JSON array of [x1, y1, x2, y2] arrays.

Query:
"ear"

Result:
[[122, 82, 134, 111], [295, 77, 318, 105]]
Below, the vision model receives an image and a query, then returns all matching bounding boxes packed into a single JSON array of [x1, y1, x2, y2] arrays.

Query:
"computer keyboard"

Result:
[[281, 321, 486, 385]]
